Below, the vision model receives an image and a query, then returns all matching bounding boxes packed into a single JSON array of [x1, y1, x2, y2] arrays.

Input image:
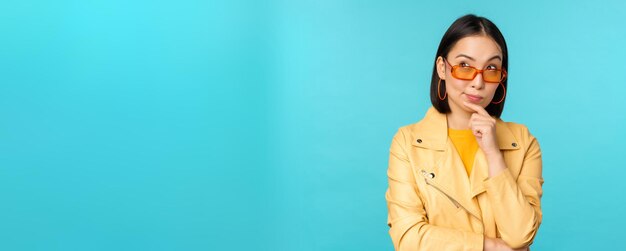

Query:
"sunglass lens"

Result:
[[483, 70, 502, 82], [454, 67, 476, 80]]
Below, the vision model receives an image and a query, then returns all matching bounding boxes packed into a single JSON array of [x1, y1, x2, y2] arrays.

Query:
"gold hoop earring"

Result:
[[437, 79, 447, 100], [491, 82, 506, 104]]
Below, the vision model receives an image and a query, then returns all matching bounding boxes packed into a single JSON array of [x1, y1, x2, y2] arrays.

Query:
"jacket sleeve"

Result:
[[483, 126, 544, 249], [386, 128, 484, 251]]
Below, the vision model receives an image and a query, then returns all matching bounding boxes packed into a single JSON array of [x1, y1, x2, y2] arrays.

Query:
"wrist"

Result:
[[483, 237, 495, 251], [485, 151, 506, 177], [485, 150, 503, 161]]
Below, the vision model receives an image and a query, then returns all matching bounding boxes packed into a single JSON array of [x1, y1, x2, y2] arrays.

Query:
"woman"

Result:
[[385, 14, 543, 251]]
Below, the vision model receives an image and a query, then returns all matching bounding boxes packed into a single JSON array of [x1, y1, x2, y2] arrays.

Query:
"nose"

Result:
[[470, 73, 485, 90]]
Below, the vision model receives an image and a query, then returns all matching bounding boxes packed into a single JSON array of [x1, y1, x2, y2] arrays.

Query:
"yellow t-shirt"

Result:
[[448, 128, 479, 177]]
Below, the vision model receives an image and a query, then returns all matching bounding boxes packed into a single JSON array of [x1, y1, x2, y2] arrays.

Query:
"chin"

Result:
[[460, 100, 485, 109]]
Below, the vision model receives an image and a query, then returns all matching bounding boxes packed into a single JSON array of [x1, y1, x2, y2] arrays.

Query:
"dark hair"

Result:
[[430, 14, 508, 118]]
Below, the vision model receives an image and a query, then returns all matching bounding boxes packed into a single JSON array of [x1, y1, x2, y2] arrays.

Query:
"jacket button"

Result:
[[512, 142, 517, 147], [416, 139, 422, 143], [428, 173, 435, 179]]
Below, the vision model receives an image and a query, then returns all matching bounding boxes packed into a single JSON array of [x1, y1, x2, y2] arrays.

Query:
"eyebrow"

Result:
[[455, 54, 502, 62]]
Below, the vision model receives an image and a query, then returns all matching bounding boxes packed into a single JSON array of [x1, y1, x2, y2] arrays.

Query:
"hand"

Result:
[[462, 101, 499, 156], [484, 237, 529, 251]]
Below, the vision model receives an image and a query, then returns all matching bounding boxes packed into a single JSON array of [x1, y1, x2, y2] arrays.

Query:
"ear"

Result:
[[436, 56, 446, 80]]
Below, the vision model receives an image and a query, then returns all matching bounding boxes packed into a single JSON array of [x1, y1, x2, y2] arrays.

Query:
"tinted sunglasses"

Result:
[[443, 58, 507, 83]]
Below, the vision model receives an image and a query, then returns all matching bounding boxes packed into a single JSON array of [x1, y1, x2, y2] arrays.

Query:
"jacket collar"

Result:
[[411, 106, 520, 150]]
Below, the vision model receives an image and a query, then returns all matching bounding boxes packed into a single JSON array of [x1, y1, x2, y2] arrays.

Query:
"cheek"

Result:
[[487, 84, 499, 97], [445, 80, 465, 94]]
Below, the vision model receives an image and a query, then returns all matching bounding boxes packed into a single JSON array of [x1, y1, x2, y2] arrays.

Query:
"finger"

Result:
[[469, 115, 494, 125], [469, 116, 495, 129], [463, 101, 490, 116], [462, 101, 490, 117], [468, 123, 493, 135], [473, 129, 482, 137], [469, 121, 491, 135], [469, 119, 495, 126], [470, 123, 494, 131], [470, 112, 495, 122]]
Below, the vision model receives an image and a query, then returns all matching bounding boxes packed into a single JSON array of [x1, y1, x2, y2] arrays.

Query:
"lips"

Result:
[[465, 93, 483, 103]]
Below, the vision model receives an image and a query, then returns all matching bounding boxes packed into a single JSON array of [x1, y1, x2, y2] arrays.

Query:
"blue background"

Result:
[[1, 0, 625, 250]]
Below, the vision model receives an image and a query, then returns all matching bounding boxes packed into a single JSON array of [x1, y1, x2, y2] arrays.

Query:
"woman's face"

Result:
[[436, 35, 504, 114]]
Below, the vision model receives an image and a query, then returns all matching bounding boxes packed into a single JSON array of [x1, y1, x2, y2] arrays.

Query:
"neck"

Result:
[[446, 108, 472, 130]]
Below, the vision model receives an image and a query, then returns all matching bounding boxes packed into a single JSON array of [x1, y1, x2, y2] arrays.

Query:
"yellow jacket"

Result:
[[386, 106, 543, 250]]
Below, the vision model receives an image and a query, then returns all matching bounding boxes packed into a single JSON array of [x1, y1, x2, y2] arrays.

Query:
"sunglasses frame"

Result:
[[443, 58, 507, 83]]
